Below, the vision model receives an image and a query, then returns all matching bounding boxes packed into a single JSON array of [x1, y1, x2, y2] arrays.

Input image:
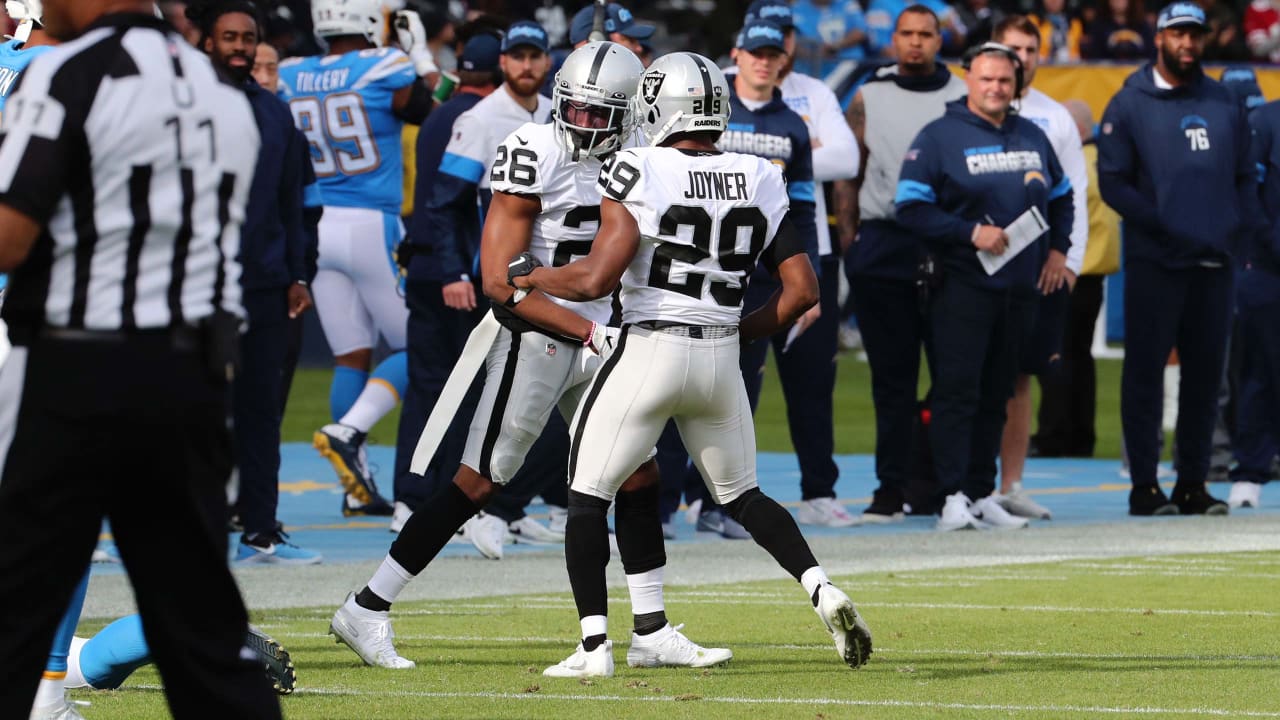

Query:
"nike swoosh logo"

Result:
[[515, 135, 528, 145]]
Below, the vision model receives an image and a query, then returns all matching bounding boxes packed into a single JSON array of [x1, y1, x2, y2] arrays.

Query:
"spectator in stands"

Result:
[[1201, 0, 1246, 61], [1033, 99, 1122, 459], [790, 0, 868, 79], [1032, 0, 1083, 62], [865, 0, 963, 56], [1080, 0, 1155, 60], [1098, 2, 1248, 517], [1245, 0, 1280, 63], [953, 0, 1006, 49]]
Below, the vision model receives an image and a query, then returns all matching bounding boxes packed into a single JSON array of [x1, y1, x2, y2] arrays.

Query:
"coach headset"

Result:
[[961, 41, 1025, 101]]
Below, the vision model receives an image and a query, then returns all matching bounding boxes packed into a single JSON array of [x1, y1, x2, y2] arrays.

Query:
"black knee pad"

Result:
[[615, 483, 665, 574], [723, 487, 763, 524]]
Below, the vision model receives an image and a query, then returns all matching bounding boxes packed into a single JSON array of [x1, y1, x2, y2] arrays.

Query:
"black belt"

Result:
[[36, 324, 203, 352]]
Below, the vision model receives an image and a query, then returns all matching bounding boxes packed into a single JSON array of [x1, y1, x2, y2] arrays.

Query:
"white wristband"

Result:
[[409, 47, 438, 77]]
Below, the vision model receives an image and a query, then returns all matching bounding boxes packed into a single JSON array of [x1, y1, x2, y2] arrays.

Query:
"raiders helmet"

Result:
[[634, 52, 731, 147], [551, 41, 644, 160], [311, 0, 385, 47]]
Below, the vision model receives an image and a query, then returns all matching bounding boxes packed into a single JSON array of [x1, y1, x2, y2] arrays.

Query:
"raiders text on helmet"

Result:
[[635, 52, 730, 147]]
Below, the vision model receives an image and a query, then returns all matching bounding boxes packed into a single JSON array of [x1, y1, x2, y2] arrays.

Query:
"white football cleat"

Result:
[[971, 494, 1030, 529], [797, 497, 861, 528], [812, 583, 872, 669], [1228, 481, 1262, 509], [626, 623, 732, 668], [465, 512, 507, 560], [28, 694, 86, 720], [509, 515, 564, 544], [543, 640, 614, 678], [329, 593, 415, 669], [936, 492, 990, 531]]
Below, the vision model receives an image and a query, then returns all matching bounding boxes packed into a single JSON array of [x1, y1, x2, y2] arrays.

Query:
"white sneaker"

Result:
[[389, 501, 412, 533], [812, 583, 872, 669], [547, 504, 568, 535], [465, 512, 507, 560], [796, 497, 861, 528], [1228, 481, 1263, 509], [626, 623, 732, 668], [509, 515, 564, 544], [329, 593, 415, 669], [936, 492, 989, 531], [29, 695, 85, 720], [996, 483, 1052, 519], [543, 640, 614, 678], [971, 494, 1030, 529]]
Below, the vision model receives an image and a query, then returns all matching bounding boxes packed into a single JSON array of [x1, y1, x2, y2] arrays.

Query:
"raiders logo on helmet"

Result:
[[642, 72, 666, 105]]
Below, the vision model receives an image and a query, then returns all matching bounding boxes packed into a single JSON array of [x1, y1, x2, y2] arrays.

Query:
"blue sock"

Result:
[[79, 614, 152, 690], [330, 366, 369, 421], [46, 571, 89, 675], [369, 351, 409, 399]]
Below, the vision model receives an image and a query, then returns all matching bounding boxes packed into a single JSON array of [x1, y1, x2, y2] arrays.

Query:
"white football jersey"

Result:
[[490, 122, 613, 324], [598, 147, 791, 327]]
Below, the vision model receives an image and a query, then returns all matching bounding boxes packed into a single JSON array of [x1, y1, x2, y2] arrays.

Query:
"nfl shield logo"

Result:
[[642, 72, 666, 105], [546, 343, 557, 357]]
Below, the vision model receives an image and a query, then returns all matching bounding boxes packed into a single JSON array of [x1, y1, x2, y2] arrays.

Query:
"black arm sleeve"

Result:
[[759, 215, 805, 275], [392, 78, 433, 125]]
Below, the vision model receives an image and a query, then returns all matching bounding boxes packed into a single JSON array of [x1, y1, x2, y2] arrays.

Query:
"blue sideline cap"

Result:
[[460, 33, 502, 72], [745, 0, 796, 31], [569, 3, 656, 45], [737, 18, 788, 52], [1156, 2, 1206, 31], [1222, 66, 1266, 109], [502, 20, 550, 53]]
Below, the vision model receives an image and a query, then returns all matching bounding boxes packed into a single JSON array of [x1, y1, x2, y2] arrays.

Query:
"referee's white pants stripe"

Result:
[[0, 345, 29, 485]]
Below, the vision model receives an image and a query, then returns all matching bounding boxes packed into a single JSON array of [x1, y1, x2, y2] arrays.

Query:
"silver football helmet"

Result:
[[312, 0, 385, 47], [635, 52, 731, 147], [5, 0, 41, 43], [551, 41, 644, 160]]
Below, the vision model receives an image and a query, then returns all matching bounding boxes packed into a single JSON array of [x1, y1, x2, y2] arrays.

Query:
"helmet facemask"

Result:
[[552, 84, 633, 160]]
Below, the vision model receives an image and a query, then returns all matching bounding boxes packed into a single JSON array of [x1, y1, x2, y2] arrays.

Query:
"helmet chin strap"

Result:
[[13, 19, 34, 44]]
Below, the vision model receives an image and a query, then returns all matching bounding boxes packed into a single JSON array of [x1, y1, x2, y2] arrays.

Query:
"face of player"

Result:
[[608, 32, 644, 55], [735, 47, 786, 94], [965, 53, 1015, 123], [997, 28, 1039, 90], [252, 42, 280, 93], [500, 46, 551, 99], [892, 11, 942, 75], [205, 11, 258, 84], [1158, 26, 1206, 81]]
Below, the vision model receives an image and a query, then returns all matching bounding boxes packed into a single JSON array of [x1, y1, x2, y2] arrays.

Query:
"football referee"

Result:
[[0, 2, 280, 718]]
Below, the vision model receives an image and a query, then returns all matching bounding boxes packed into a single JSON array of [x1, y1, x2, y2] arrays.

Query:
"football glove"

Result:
[[393, 10, 438, 77], [507, 252, 543, 286]]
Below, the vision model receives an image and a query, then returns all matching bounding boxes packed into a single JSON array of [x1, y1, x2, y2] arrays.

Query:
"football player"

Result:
[[329, 42, 731, 673], [278, 0, 435, 516], [512, 52, 873, 677]]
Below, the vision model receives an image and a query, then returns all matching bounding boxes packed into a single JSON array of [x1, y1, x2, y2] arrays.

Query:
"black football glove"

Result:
[[507, 252, 543, 287]]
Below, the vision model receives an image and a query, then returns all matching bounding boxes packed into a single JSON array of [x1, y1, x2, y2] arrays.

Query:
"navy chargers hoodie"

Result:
[[1097, 64, 1254, 268], [894, 99, 1073, 292]]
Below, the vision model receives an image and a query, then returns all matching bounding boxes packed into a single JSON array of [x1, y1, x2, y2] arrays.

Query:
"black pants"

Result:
[[929, 278, 1037, 500], [235, 288, 290, 537], [1232, 290, 1280, 486], [1122, 262, 1233, 488], [1034, 274, 1104, 456], [0, 335, 279, 719], [850, 273, 929, 505]]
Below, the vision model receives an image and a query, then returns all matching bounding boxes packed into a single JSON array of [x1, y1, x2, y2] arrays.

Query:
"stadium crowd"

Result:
[[0, 0, 1276, 714]]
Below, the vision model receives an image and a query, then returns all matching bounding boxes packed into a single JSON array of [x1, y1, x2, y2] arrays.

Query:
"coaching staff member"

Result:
[[895, 43, 1073, 531], [0, 2, 281, 718], [1098, 2, 1252, 516]]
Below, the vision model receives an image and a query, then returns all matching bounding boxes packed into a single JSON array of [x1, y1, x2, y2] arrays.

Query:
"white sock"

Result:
[[580, 614, 607, 641], [340, 381, 399, 433], [625, 567, 665, 615], [367, 555, 415, 605], [32, 673, 64, 710], [800, 566, 831, 603]]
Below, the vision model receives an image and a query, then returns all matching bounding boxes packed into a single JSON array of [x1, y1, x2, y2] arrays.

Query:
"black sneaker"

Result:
[[1172, 485, 1229, 516], [1129, 486, 1178, 516], [245, 625, 297, 695], [342, 492, 394, 517], [862, 490, 905, 524]]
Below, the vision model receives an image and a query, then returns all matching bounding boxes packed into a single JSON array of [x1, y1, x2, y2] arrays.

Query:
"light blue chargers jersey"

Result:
[[0, 39, 55, 112], [277, 47, 417, 214]]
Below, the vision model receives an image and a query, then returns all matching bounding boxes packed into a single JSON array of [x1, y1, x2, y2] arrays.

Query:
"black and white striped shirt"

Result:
[[0, 13, 259, 337]]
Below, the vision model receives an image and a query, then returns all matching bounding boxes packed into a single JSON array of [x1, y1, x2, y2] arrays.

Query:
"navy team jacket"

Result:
[[407, 91, 485, 284], [242, 79, 309, 292], [1097, 65, 1254, 268], [894, 99, 1072, 292]]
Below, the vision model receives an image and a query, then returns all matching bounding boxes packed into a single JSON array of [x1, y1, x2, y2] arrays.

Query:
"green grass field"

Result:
[[73, 551, 1280, 719], [282, 351, 1131, 459]]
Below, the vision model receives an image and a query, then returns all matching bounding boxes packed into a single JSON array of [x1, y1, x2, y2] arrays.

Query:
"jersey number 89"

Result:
[[290, 92, 380, 177]]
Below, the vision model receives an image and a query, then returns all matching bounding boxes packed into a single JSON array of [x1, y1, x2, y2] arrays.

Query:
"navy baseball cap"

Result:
[[1222, 66, 1266, 109], [569, 3, 656, 45], [460, 33, 502, 72], [737, 18, 787, 52], [502, 20, 550, 53], [1156, 2, 1206, 31], [745, 0, 796, 31]]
